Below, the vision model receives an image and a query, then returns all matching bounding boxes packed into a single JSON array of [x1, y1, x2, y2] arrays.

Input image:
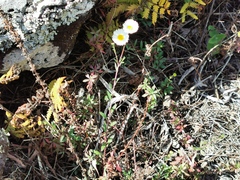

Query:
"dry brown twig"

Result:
[[7, 153, 26, 168], [0, 11, 84, 170], [0, 9, 51, 113], [0, 10, 47, 88], [0, 7, 65, 171], [116, 95, 150, 161], [196, 0, 216, 54], [145, 22, 173, 57]]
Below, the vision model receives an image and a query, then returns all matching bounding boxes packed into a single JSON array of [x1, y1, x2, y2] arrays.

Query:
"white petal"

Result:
[[123, 19, 139, 34], [112, 29, 129, 46]]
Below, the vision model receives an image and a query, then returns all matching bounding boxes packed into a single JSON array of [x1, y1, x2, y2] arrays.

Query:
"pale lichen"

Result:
[[0, 0, 95, 72], [0, 0, 95, 51], [0, 128, 9, 178]]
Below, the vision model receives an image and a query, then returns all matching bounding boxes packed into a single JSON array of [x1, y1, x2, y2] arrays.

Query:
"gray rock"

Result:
[[0, 128, 9, 178], [0, 0, 95, 72], [0, 0, 27, 12]]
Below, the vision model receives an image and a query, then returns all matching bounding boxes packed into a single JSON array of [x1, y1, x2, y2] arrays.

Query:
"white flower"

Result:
[[112, 29, 129, 46], [123, 19, 139, 34]]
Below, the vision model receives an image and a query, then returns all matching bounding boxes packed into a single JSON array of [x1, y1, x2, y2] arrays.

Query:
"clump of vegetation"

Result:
[[207, 25, 226, 53], [1, 0, 240, 179], [180, 0, 207, 23]]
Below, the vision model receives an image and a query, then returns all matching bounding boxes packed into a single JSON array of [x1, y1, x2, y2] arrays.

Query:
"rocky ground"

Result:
[[1, 0, 240, 179]]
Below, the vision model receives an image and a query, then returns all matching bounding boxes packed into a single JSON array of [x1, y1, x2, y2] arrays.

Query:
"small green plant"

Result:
[[160, 73, 176, 95], [60, 126, 81, 148], [122, 169, 134, 180], [100, 133, 115, 152], [207, 25, 226, 53], [82, 149, 102, 177], [154, 163, 174, 179], [125, 39, 145, 52], [150, 41, 166, 69], [139, 75, 161, 111], [76, 92, 98, 120]]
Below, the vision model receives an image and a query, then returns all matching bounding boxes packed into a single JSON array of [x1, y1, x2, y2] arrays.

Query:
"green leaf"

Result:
[[110, 121, 117, 127], [208, 34, 226, 45], [101, 142, 107, 151], [74, 136, 81, 141], [207, 25, 226, 52], [93, 150, 102, 156], [208, 25, 219, 37], [99, 111, 107, 119], [107, 135, 115, 144], [60, 135, 66, 143], [103, 121, 107, 132]]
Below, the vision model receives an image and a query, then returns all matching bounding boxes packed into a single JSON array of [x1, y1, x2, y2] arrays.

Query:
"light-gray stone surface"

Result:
[[0, 0, 95, 72]]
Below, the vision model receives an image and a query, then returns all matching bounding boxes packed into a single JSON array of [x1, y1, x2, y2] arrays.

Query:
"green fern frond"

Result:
[[49, 77, 68, 112], [126, 4, 141, 16], [142, 1, 153, 19], [0, 65, 20, 84], [180, 0, 206, 23], [141, 0, 171, 25], [46, 106, 53, 122], [152, 5, 159, 24], [105, 0, 171, 26], [106, 4, 128, 25]]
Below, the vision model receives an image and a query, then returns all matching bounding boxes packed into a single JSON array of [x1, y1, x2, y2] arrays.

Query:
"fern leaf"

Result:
[[105, 21, 119, 43], [166, 9, 171, 15], [19, 118, 31, 128], [5, 110, 13, 120], [164, 1, 170, 9], [0, 65, 20, 84], [49, 77, 67, 112], [159, 0, 166, 6], [180, 3, 189, 13], [194, 0, 206, 5], [142, 7, 150, 19], [186, 10, 198, 20], [106, 4, 128, 25], [181, 12, 187, 23], [126, 4, 140, 15], [46, 106, 53, 121], [152, 5, 159, 24], [180, 0, 206, 23], [189, 2, 199, 8], [141, 0, 171, 24], [160, 7, 165, 16], [142, 1, 153, 19]]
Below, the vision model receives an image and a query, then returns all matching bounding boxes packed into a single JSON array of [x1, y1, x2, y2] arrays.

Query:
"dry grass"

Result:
[[1, 0, 240, 179]]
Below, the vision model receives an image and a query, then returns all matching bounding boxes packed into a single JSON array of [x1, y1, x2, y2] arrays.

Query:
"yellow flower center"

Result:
[[127, 25, 133, 30], [117, 34, 124, 41]]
